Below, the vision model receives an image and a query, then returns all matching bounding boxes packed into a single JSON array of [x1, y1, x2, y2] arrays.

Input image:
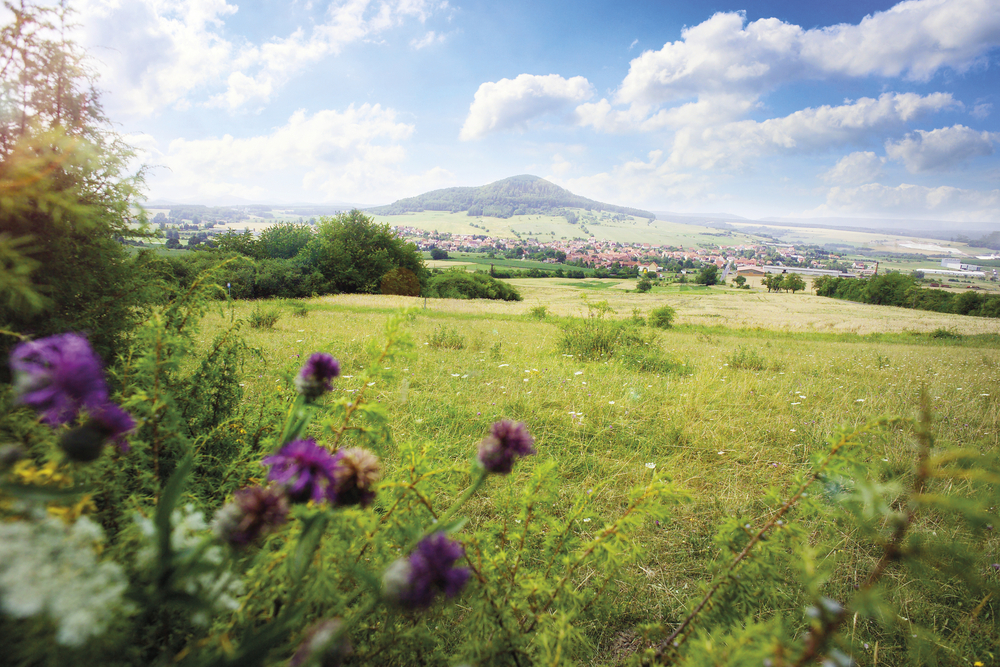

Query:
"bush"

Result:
[[286, 300, 309, 317], [727, 346, 769, 370], [427, 270, 522, 301], [247, 305, 281, 329], [428, 325, 465, 349], [528, 305, 548, 320], [649, 305, 676, 329]]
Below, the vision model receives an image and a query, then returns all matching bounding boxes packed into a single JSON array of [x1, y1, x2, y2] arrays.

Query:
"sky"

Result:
[[72, 0, 1000, 222]]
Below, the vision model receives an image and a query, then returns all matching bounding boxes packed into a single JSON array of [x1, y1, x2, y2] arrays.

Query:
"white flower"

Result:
[[645, 462, 656, 469], [0, 516, 132, 646]]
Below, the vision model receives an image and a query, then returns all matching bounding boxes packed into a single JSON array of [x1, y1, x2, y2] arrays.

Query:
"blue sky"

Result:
[[76, 0, 1000, 222]]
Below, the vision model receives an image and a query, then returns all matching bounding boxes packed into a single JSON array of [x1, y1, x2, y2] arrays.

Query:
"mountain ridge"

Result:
[[366, 175, 655, 220]]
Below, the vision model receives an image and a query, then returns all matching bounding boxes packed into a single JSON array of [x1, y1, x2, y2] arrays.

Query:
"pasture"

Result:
[[201, 281, 1000, 664]]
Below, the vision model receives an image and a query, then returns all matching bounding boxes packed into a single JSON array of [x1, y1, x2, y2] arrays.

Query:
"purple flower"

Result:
[[57, 404, 136, 462], [262, 439, 339, 504], [329, 447, 380, 507], [477, 420, 535, 474], [10, 333, 108, 425], [290, 619, 351, 667], [212, 484, 290, 547], [295, 353, 341, 401], [382, 532, 469, 609]]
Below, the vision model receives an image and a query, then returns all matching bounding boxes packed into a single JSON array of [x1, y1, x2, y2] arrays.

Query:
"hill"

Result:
[[367, 174, 655, 220]]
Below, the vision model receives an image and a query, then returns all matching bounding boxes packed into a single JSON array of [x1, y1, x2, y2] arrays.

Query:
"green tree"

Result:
[[306, 210, 425, 294], [430, 247, 449, 260], [258, 221, 313, 259], [695, 263, 719, 285], [781, 273, 806, 293], [733, 275, 747, 289], [763, 273, 784, 293], [636, 275, 652, 292], [0, 1, 160, 361]]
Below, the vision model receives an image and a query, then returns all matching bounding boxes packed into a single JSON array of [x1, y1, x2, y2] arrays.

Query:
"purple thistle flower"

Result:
[[262, 439, 339, 504], [295, 353, 341, 401], [382, 532, 469, 609], [330, 447, 380, 508], [477, 420, 535, 474], [10, 333, 108, 426], [212, 484, 290, 547], [57, 404, 136, 462], [290, 619, 351, 667]]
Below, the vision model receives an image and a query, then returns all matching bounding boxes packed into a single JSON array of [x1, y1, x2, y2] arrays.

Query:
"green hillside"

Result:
[[368, 174, 655, 220]]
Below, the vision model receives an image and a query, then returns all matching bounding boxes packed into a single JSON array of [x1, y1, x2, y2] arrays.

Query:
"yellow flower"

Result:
[[974, 662, 984, 666]]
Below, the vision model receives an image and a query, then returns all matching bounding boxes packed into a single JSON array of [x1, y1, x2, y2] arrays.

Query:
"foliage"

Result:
[[379, 267, 422, 297], [0, 2, 158, 361], [426, 269, 522, 301], [726, 345, 770, 371], [695, 264, 719, 286], [430, 247, 449, 260], [814, 273, 1000, 319], [732, 275, 747, 289], [247, 305, 281, 329], [781, 272, 806, 293], [370, 174, 655, 220], [648, 305, 676, 329], [528, 305, 548, 320], [637, 275, 653, 292], [427, 325, 465, 349], [559, 300, 683, 374], [305, 210, 426, 294]]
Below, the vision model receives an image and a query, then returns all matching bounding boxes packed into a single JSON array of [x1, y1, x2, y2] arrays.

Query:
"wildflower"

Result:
[[10, 333, 108, 425], [382, 532, 469, 609], [330, 447, 380, 507], [57, 404, 136, 463], [290, 619, 352, 667], [212, 484, 290, 547], [477, 420, 535, 474], [262, 439, 339, 504], [295, 353, 341, 401]]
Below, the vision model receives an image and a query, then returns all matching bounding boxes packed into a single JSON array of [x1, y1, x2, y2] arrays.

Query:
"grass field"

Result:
[[198, 280, 999, 664], [371, 209, 763, 246]]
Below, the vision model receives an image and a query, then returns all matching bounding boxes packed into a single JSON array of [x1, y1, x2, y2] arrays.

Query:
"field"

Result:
[[199, 281, 1000, 664], [370, 209, 763, 246]]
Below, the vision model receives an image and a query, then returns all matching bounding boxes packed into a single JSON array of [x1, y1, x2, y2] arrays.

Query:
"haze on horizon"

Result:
[[71, 0, 1000, 225]]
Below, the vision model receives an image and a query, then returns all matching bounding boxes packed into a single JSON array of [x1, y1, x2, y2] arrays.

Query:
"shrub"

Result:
[[649, 305, 676, 329], [930, 327, 961, 339], [727, 345, 768, 370], [287, 300, 309, 317], [428, 325, 465, 349], [427, 270, 522, 301], [528, 305, 548, 320], [248, 305, 281, 329]]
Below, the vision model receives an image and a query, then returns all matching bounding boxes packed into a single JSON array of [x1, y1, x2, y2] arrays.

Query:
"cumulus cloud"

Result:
[[820, 182, 1000, 221], [77, 0, 442, 115], [884, 124, 997, 172], [615, 0, 1000, 108], [669, 92, 956, 169], [821, 152, 885, 185], [146, 104, 450, 202], [459, 74, 593, 140]]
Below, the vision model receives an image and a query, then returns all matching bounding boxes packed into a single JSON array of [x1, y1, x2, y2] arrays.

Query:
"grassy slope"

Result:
[[202, 282, 999, 663]]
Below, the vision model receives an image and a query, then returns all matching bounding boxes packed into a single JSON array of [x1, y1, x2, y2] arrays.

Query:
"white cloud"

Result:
[[885, 124, 997, 172], [552, 151, 712, 210], [615, 0, 1000, 109], [78, 0, 442, 115], [146, 104, 451, 202], [410, 30, 444, 49], [821, 152, 885, 185], [669, 92, 956, 169], [819, 182, 1000, 221], [459, 74, 593, 140], [972, 103, 993, 119]]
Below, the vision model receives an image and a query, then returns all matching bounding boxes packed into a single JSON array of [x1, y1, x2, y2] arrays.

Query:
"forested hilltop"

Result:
[[368, 174, 655, 220]]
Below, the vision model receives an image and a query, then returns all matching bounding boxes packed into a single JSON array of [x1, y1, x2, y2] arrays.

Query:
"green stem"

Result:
[[424, 466, 487, 539]]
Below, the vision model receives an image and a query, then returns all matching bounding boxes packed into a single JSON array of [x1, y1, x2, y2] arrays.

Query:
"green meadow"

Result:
[[204, 282, 1000, 664], [370, 209, 761, 246]]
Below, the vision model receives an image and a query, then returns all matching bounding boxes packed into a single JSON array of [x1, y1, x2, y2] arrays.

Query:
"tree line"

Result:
[[813, 273, 1000, 318]]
